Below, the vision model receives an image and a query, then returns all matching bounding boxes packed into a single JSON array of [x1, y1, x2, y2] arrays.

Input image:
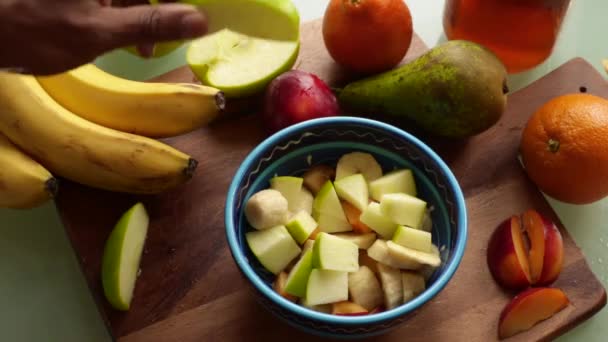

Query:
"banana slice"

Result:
[[245, 189, 289, 230], [336, 152, 383, 183]]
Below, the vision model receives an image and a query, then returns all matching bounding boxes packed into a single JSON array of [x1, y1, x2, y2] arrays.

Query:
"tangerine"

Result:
[[322, 0, 413, 74], [520, 93, 608, 204]]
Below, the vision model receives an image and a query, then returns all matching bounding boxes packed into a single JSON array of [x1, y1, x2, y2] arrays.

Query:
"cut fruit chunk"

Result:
[[305, 269, 348, 306], [342, 201, 372, 234], [377, 263, 403, 310], [348, 266, 384, 311], [245, 225, 301, 274], [537, 215, 564, 286], [244, 189, 289, 230], [334, 174, 369, 211], [291, 188, 313, 215], [359, 250, 379, 274], [333, 232, 377, 250], [273, 271, 297, 302], [393, 225, 432, 252], [379, 193, 427, 229], [419, 244, 441, 281], [386, 241, 441, 270], [332, 301, 369, 316], [367, 239, 416, 269], [308, 228, 321, 240], [369, 169, 417, 202], [312, 181, 351, 233], [301, 298, 333, 314], [286, 210, 318, 244], [421, 209, 433, 232], [360, 202, 397, 239], [402, 271, 426, 303], [498, 287, 569, 339], [302, 239, 315, 254], [335, 152, 383, 183], [102, 202, 149, 311], [284, 249, 314, 298], [487, 216, 532, 290], [312, 232, 359, 272], [303, 164, 335, 195], [522, 209, 545, 284], [270, 176, 304, 213]]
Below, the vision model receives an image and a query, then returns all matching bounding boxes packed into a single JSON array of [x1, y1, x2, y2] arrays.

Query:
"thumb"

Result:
[[98, 3, 207, 48]]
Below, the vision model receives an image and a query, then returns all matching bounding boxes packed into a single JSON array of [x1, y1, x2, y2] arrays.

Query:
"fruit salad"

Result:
[[243, 151, 441, 315]]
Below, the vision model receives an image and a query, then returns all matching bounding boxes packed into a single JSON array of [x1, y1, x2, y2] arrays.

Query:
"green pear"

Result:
[[101, 203, 150, 311]]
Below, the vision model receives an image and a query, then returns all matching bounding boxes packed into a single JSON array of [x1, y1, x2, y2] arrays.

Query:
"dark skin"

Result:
[[0, 0, 207, 75]]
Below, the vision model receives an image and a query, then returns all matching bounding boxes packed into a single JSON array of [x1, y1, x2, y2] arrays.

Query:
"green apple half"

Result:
[[102, 202, 150, 311], [185, 0, 301, 98]]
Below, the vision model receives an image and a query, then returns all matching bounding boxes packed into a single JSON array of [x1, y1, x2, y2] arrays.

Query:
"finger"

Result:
[[96, 4, 207, 49]]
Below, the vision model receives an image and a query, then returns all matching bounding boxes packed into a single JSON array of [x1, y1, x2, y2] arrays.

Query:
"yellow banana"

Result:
[[0, 133, 58, 209], [37, 64, 225, 138], [0, 72, 197, 195]]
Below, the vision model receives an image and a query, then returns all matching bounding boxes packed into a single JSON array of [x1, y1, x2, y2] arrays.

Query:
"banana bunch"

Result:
[[0, 65, 224, 209]]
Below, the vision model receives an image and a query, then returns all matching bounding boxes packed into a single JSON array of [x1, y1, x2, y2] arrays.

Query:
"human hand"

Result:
[[0, 0, 207, 75]]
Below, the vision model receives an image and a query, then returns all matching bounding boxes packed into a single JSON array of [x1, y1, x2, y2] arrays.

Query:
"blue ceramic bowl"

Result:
[[225, 117, 467, 339]]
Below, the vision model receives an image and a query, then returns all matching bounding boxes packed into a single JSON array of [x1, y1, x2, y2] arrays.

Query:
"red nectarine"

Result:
[[487, 216, 532, 290], [498, 287, 569, 339], [536, 214, 564, 286]]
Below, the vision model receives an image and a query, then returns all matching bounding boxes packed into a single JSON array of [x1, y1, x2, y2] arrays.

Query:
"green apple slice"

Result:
[[270, 176, 304, 213], [359, 202, 397, 239], [379, 193, 427, 229], [313, 181, 352, 233], [377, 263, 403, 310], [188, 28, 299, 98], [245, 225, 301, 275], [332, 232, 377, 250], [102, 202, 150, 311], [367, 239, 419, 269], [305, 269, 348, 306], [386, 241, 441, 269], [334, 174, 369, 211], [369, 169, 417, 202], [291, 188, 313, 215], [312, 232, 359, 272], [302, 239, 315, 255], [285, 210, 317, 245], [402, 271, 426, 304], [392, 225, 432, 252], [284, 249, 314, 297], [348, 266, 384, 311]]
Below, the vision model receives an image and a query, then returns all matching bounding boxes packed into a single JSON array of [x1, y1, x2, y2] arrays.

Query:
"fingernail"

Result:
[[180, 11, 207, 39]]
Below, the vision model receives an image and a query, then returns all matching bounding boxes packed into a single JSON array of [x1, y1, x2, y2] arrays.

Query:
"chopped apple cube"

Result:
[[312, 232, 359, 272], [369, 169, 417, 202], [312, 181, 352, 233], [359, 202, 397, 239], [379, 193, 427, 229], [332, 232, 377, 250], [402, 271, 426, 303], [316, 212, 352, 233], [274, 272, 297, 302], [284, 250, 314, 297], [291, 188, 314, 215], [334, 174, 369, 211], [386, 241, 441, 270], [392, 225, 432, 252], [286, 210, 318, 244], [348, 266, 384, 311], [245, 225, 301, 275], [270, 176, 304, 213], [305, 269, 348, 306], [377, 263, 403, 310]]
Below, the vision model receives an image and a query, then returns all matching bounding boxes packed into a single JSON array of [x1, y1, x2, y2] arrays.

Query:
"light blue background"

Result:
[[1, 1, 607, 341]]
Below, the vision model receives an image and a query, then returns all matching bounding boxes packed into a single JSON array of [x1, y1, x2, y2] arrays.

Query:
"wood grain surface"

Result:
[[55, 19, 606, 342]]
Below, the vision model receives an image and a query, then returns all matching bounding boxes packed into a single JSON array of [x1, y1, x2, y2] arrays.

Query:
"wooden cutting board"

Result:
[[55, 19, 606, 342]]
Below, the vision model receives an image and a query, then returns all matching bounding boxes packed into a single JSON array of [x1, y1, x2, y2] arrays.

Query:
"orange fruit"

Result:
[[322, 0, 413, 74], [520, 93, 608, 204]]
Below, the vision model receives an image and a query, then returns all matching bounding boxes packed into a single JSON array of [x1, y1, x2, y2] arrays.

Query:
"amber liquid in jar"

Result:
[[443, 0, 571, 73]]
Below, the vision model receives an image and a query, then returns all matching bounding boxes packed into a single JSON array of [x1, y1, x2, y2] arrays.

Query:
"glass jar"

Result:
[[443, 0, 571, 74]]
